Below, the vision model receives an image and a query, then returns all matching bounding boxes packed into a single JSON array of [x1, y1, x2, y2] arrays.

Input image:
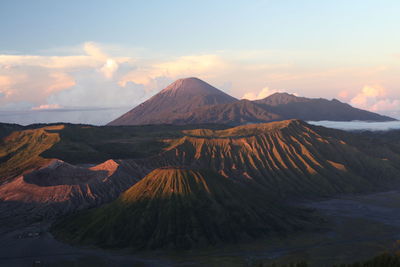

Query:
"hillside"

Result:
[[53, 167, 316, 249]]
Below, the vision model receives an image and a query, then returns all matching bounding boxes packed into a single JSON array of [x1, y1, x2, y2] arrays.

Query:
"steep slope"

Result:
[[108, 77, 237, 125], [53, 167, 316, 249], [256, 92, 395, 121], [138, 120, 400, 197], [168, 99, 282, 125]]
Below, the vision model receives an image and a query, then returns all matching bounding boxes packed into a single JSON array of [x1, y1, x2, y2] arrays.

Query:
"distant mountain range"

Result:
[[108, 77, 395, 125]]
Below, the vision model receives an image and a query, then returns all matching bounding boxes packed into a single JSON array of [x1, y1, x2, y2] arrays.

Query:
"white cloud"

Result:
[[118, 54, 228, 87], [241, 87, 283, 100]]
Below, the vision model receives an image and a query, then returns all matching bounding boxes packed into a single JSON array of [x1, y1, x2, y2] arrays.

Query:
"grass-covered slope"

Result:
[[0, 125, 62, 182], [53, 167, 316, 250]]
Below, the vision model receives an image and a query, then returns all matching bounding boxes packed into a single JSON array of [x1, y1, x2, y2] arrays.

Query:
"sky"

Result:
[[0, 0, 399, 125]]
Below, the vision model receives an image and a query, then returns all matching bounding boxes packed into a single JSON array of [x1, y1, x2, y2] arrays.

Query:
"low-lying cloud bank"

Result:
[[308, 120, 400, 131], [0, 107, 130, 126]]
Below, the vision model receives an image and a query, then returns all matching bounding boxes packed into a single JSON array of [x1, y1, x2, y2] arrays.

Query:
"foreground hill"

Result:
[[107, 77, 395, 126], [53, 167, 316, 249]]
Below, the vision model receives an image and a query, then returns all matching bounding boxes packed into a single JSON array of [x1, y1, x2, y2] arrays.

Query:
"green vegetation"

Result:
[[0, 125, 61, 181]]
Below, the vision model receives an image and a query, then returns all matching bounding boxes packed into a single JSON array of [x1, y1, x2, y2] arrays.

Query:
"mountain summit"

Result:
[[108, 78, 395, 126], [108, 77, 237, 125]]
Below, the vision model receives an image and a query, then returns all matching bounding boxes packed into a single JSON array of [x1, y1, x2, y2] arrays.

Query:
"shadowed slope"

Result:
[[0, 159, 144, 228], [53, 167, 316, 250]]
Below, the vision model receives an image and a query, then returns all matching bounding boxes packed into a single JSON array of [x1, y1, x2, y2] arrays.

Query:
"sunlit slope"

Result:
[[0, 125, 62, 181], [142, 120, 400, 197], [54, 167, 315, 249], [0, 123, 229, 181]]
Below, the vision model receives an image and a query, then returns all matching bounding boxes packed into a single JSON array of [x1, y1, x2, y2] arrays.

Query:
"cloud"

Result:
[[1, 42, 400, 125], [241, 87, 283, 100], [308, 121, 400, 131], [0, 42, 125, 77], [338, 90, 349, 100], [350, 85, 400, 117], [0, 68, 76, 107], [118, 54, 227, 87], [32, 104, 63, 110]]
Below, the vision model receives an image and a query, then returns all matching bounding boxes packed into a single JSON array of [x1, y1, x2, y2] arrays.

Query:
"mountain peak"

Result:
[[257, 92, 305, 106], [159, 77, 228, 97], [107, 77, 237, 126]]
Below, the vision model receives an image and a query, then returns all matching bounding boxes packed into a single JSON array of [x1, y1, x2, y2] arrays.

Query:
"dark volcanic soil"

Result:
[[2, 190, 400, 267]]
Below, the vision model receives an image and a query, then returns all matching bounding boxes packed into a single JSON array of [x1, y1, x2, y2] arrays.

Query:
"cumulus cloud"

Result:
[[118, 54, 227, 87], [349, 85, 400, 118]]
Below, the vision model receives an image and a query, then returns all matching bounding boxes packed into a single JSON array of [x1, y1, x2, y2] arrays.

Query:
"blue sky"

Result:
[[0, 0, 399, 124], [2, 0, 400, 54]]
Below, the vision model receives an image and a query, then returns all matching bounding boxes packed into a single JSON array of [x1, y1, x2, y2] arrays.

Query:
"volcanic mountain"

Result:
[[256, 92, 395, 122], [53, 167, 315, 249], [108, 78, 395, 126], [108, 77, 237, 125]]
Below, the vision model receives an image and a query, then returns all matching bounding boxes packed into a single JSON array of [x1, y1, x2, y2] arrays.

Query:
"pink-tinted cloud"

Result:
[[31, 104, 63, 110], [350, 85, 400, 118]]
